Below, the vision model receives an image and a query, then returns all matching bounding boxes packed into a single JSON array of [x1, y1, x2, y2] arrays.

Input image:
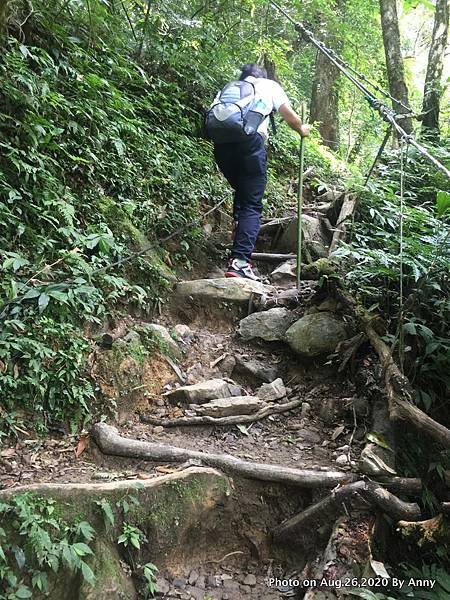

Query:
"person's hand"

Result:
[[299, 124, 310, 137]]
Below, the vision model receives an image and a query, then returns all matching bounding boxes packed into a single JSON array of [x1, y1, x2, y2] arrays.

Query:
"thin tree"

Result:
[[310, 29, 340, 150], [379, 0, 413, 134], [421, 0, 449, 138]]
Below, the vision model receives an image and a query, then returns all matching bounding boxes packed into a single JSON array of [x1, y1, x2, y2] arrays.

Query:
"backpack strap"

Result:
[[269, 111, 277, 136]]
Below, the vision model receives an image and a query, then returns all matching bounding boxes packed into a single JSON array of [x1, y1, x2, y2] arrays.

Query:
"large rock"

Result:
[[277, 215, 329, 259], [193, 396, 263, 418], [139, 323, 181, 359], [285, 312, 348, 357], [270, 259, 296, 284], [233, 356, 280, 383], [166, 379, 241, 405], [238, 308, 295, 341], [175, 278, 274, 303], [256, 378, 286, 402]]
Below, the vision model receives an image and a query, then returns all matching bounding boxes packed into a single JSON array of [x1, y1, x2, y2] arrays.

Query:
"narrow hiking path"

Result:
[[0, 189, 422, 599]]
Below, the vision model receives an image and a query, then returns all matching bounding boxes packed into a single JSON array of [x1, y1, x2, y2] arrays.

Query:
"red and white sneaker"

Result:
[[225, 258, 260, 281]]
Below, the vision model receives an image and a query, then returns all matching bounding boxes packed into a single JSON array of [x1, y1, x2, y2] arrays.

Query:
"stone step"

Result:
[[175, 278, 275, 303], [166, 378, 242, 405]]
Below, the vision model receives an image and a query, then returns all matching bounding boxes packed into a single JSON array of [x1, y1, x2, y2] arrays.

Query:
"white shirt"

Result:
[[245, 76, 290, 140], [211, 76, 290, 141]]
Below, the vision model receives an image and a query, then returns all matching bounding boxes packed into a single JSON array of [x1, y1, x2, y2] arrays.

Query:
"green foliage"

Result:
[[349, 563, 450, 599], [0, 493, 96, 598], [0, 0, 227, 436], [117, 523, 143, 550], [336, 147, 450, 413], [142, 562, 158, 598]]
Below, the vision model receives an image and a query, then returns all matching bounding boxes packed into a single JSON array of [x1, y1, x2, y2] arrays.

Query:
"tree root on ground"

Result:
[[397, 513, 450, 546], [272, 480, 421, 545], [92, 424, 420, 496], [140, 397, 303, 427], [365, 325, 450, 448], [334, 285, 450, 448], [92, 423, 356, 488]]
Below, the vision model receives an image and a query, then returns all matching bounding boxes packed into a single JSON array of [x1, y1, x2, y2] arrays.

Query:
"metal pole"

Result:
[[296, 102, 306, 289]]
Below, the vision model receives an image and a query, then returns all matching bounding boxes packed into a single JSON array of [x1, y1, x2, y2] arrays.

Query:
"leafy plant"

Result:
[[142, 562, 158, 598], [0, 493, 96, 598], [117, 524, 143, 550]]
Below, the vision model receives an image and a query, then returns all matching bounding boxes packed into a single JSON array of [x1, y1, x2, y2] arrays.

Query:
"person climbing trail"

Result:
[[206, 63, 310, 280]]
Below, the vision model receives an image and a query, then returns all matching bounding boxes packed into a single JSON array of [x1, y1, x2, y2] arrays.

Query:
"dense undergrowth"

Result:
[[0, 1, 339, 436]]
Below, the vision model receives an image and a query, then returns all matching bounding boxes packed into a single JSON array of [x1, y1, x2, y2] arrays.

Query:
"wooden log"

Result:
[[141, 397, 303, 427], [92, 423, 356, 489], [272, 480, 421, 544], [328, 192, 357, 254]]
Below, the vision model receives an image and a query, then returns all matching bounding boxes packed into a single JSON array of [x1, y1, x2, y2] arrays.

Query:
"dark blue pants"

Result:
[[214, 134, 267, 261]]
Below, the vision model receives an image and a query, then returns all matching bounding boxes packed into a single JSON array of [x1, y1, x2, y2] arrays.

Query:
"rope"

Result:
[[398, 139, 409, 373], [269, 0, 450, 180], [0, 198, 228, 320]]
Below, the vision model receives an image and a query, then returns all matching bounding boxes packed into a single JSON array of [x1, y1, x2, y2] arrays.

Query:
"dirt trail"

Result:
[[2, 191, 415, 599]]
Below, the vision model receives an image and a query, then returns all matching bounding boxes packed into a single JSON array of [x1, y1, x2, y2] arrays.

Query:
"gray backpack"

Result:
[[205, 80, 267, 144]]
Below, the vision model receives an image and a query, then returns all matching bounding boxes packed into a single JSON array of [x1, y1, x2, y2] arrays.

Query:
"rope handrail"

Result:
[[269, 0, 450, 180]]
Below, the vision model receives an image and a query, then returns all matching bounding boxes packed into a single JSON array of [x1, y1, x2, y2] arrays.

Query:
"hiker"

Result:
[[206, 63, 310, 280]]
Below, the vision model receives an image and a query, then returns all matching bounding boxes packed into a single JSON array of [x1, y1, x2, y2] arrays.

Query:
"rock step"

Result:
[[175, 278, 275, 303]]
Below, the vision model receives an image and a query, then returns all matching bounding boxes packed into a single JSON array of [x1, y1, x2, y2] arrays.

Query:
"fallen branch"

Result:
[[272, 480, 421, 545], [92, 423, 356, 488], [141, 397, 303, 427]]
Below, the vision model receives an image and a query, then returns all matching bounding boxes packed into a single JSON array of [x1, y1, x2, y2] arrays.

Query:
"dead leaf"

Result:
[[332, 425, 345, 441], [0, 448, 16, 458], [75, 435, 90, 457], [155, 466, 177, 474]]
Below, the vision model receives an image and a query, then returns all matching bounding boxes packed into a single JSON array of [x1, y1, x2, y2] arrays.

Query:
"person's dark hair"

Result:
[[239, 63, 267, 80]]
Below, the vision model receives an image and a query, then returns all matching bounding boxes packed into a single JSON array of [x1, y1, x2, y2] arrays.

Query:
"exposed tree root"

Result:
[[272, 480, 421, 545], [140, 397, 303, 427], [397, 513, 450, 546], [365, 325, 450, 448], [334, 285, 450, 448], [92, 423, 357, 488], [92, 424, 420, 499]]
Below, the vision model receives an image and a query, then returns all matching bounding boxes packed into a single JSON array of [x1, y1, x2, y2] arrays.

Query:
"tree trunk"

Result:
[[379, 0, 413, 134], [310, 40, 340, 150], [421, 0, 449, 138], [0, 0, 9, 30]]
